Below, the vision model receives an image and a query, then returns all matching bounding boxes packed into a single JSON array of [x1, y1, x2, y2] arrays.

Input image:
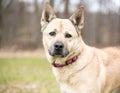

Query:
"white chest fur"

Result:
[[60, 83, 77, 93]]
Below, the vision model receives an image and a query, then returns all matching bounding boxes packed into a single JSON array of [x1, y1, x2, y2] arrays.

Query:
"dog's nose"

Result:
[[54, 42, 64, 50]]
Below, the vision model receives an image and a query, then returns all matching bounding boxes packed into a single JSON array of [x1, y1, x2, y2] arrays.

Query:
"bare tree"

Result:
[[0, 0, 2, 47], [64, 0, 69, 18], [50, 0, 54, 7]]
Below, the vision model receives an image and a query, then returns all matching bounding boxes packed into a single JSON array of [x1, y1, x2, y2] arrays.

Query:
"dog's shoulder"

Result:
[[101, 47, 120, 65], [101, 48, 120, 88], [102, 47, 120, 58]]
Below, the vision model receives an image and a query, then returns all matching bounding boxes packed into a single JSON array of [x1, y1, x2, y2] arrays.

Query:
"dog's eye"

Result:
[[65, 33, 72, 38], [49, 32, 56, 36]]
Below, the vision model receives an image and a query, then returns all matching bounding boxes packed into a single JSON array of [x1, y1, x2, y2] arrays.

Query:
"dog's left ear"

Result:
[[69, 6, 84, 30], [41, 3, 56, 28]]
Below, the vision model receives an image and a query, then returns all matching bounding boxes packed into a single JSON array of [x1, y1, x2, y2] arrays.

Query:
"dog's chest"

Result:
[[59, 82, 98, 93], [60, 83, 77, 93], [52, 66, 102, 93], [54, 71, 95, 93]]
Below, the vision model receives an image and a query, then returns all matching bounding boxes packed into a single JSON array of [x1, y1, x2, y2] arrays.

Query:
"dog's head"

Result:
[[41, 3, 85, 63]]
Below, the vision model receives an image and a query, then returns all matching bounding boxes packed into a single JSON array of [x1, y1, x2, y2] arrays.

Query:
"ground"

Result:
[[0, 49, 60, 93]]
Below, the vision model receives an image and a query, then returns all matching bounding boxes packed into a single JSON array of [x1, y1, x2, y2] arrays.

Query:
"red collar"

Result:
[[52, 56, 78, 67]]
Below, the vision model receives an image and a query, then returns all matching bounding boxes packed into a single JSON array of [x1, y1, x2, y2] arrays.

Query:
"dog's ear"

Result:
[[41, 3, 56, 28], [69, 6, 84, 30]]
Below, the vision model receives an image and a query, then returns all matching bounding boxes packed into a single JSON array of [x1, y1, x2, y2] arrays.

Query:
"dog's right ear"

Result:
[[41, 3, 56, 30]]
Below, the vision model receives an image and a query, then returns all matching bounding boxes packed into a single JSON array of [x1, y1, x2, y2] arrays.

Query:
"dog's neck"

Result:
[[52, 45, 94, 71], [52, 45, 95, 84], [52, 55, 78, 67]]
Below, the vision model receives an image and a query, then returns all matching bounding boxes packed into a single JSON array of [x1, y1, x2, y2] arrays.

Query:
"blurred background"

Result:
[[0, 0, 120, 93], [0, 0, 120, 50]]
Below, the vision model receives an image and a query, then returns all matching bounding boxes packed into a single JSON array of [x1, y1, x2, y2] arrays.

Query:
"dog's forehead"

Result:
[[47, 18, 76, 32], [50, 18, 72, 25]]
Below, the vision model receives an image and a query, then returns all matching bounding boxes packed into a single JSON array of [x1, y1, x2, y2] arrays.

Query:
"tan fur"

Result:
[[41, 3, 120, 93]]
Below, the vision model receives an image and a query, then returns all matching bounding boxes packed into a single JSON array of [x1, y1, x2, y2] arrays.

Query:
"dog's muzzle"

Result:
[[49, 41, 69, 57]]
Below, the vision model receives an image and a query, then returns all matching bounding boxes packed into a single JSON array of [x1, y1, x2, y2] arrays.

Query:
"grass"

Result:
[[0, 57, 60, 93]]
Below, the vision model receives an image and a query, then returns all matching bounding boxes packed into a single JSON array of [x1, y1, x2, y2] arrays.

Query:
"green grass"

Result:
[[0, 57, 60, 93]]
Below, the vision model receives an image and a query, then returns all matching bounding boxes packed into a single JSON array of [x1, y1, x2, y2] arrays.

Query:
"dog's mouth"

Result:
[[49, 49, 69, 58]]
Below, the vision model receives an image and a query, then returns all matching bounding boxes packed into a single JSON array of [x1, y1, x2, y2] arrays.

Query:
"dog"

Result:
[[41, 3, 120, 93]]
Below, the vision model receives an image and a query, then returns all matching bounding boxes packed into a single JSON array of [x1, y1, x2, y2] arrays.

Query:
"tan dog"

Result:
[[41, 3, 120, 93]]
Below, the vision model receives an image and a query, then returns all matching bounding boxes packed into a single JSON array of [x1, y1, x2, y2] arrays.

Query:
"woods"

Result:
[[0, 0, 120, 50]]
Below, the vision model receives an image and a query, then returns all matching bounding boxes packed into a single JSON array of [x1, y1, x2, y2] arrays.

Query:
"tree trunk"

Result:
[[0, 0, 2, 48], [50, 0, 54, 7], [64, 0, 69, 18]]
